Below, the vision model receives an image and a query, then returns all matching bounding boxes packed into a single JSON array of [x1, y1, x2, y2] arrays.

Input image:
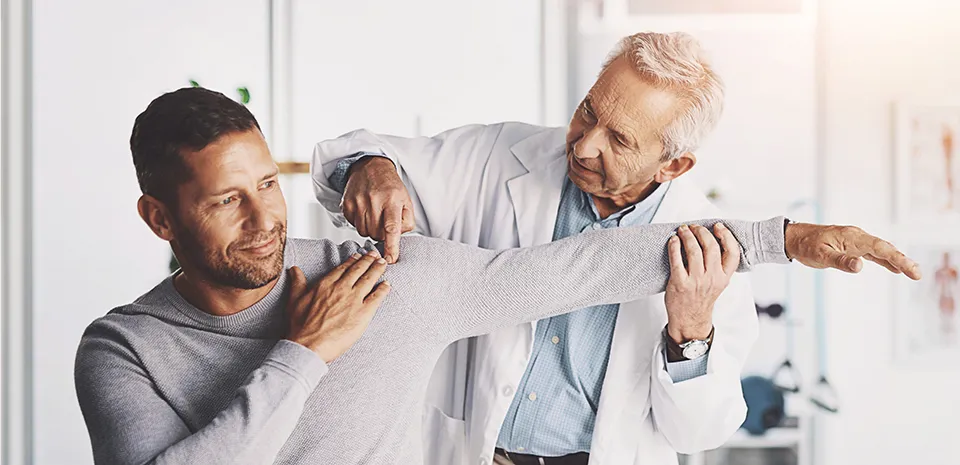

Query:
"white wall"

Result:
[[31, 1, 269, 463], [817, 1, 960, 463]]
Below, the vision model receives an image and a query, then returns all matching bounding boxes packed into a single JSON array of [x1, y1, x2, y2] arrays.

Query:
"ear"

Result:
[[654, 152, 697, 183], [137, 195, 177, 241]]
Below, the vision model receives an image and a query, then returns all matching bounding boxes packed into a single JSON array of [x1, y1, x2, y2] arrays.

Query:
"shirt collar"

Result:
[[576, 180, 671, 227]]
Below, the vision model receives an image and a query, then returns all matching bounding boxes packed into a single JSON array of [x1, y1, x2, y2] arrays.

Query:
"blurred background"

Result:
[[2, 0, 959, 464]]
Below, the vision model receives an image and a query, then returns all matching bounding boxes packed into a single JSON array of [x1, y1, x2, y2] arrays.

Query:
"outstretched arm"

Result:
[[385, 217, 786, 343], [383, 217, 920, 344]]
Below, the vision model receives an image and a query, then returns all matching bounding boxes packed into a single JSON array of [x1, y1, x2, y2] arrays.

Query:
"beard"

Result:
[[174, 222, 287, 290]]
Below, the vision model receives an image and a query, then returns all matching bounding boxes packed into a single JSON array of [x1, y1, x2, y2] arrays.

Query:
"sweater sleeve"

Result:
[[384, 217, 789, 343], [75, 330, 326, 465]]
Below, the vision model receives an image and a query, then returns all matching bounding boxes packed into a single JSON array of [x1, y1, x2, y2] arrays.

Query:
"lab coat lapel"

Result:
[[506, 129, 568, 249]]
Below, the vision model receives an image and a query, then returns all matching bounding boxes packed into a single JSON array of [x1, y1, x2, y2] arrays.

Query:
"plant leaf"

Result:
[[189, 79, 200, 88], [237, 87, 250, 104]]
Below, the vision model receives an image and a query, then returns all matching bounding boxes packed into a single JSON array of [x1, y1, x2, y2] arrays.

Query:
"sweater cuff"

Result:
[[266, 340, 329, 391], [750, 216, 791, 266]]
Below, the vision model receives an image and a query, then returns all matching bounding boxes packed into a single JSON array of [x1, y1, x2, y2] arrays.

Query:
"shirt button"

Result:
[[517, 447, 525, 452], [502, 386, 514, 397], [552, 336, 560, 344], [528, 392, 538, 401], [592, 223, 602, 230]]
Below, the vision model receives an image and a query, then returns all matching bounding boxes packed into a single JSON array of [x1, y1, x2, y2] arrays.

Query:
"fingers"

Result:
[[714, 223, 741, 276], [354, 253, 388, 294], [363, 281, 392, 307], [849, 228, 922, 280], [382, 205, 403, 264], [668, 235, 687, 279], [321, 252, 362, 284], [691, 225, 721, 272], [677, 225, 704, 274], [340, 250, 384, 286], [864, 254, 902, 274], [824, 249, 863, 273]]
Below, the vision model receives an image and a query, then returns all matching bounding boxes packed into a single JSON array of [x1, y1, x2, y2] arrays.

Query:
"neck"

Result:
[[592, 181, 660, 219], [173, 271, 278, 317]]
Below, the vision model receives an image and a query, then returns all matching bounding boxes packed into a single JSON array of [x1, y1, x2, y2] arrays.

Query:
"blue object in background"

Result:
[[741, 376, 785, 435]]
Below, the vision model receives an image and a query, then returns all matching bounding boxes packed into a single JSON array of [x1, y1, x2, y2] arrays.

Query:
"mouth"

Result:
[[241, 236, 278, 255]]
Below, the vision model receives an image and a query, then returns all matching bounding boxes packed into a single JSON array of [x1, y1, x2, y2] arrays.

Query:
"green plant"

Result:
[[188, 79, 251, 104]]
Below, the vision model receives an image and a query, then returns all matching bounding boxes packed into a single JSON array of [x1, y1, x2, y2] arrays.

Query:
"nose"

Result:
[[245, 196, 277, 234], [574, 126, 606, 160]]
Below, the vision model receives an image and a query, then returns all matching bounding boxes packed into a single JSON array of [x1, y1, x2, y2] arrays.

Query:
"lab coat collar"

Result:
[[506, 127, 569, 248]]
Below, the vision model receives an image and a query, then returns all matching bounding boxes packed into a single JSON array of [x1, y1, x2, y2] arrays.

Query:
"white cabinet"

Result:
[[31, 1, 269, 463], [289, 0, 543, 241]]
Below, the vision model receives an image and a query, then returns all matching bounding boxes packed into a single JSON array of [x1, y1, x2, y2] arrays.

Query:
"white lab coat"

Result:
[[312, 123, 758, 465]]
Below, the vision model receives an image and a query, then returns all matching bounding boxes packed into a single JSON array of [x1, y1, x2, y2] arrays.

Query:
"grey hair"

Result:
[[602, 32, 724, 160]]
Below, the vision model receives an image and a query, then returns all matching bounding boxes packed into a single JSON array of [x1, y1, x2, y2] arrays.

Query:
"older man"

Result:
[[310, 32, 902, 464]]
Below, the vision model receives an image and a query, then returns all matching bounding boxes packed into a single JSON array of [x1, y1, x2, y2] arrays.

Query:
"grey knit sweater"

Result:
[[75, 217, 789, 465]]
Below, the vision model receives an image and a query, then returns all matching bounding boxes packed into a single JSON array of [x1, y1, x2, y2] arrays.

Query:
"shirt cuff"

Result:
[[327, 151, 387, 193], [664, 349, 709, 383]]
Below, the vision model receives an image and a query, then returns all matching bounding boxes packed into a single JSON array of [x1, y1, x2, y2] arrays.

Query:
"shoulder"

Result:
[[286, 237, 378, 282]]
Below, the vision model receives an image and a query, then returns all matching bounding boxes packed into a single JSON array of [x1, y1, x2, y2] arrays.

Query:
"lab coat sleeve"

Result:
[[311, 124, 499, 238], [648, 274, 758, 454]]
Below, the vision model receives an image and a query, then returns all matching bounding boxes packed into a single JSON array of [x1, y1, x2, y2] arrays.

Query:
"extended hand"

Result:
[[784, 223, 921, 280], [286, 250, 391, 362], [342, 157, 416, 264], [664, 223, 741, 342]]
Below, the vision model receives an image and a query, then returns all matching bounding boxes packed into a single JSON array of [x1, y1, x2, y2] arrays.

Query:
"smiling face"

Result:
[[167, 129, 287, 290]]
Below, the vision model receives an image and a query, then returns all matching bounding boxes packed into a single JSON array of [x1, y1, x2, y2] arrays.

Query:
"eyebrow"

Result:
[[208, 169, 279, 198]]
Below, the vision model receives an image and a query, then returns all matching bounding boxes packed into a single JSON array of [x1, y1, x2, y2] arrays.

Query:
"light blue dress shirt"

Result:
[[327, 154, 709, 457], [495, 177, 708, 456]]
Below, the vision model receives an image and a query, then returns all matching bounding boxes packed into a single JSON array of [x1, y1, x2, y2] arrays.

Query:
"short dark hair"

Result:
[[130, 87, 261, 202]]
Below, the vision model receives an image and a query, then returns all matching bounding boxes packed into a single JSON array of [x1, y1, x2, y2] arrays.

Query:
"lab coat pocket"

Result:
[[423, 403, 467, 465]]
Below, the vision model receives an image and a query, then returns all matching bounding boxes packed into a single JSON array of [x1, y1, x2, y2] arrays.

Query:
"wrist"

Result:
[[666, 321, 714, 344], [288, 336, 334, 363], [352, 155, 394, 174]]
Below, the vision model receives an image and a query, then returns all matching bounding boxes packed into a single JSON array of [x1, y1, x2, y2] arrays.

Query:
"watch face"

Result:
[[681, 340, 709, 360]]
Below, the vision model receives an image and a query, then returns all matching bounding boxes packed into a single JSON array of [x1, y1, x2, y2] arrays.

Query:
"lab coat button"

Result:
[[502, 386, 514, 397], [479, 458, 488, 465]]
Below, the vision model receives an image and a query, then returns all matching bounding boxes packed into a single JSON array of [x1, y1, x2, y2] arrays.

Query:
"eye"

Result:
[[220, 196, 236, 206], [582, 103, 596, 121], [260, 180, 277, 190]]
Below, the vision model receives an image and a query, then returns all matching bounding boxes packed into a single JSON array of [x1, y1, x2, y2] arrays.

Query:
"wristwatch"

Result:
[[664, 327, 715, 361]]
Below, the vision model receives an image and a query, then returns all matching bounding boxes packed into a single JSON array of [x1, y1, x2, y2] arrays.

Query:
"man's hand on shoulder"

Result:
[[285, 250, 391, 362]]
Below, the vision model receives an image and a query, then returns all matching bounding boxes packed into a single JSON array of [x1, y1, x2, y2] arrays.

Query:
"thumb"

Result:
[[401, 205, 415, 232], [826, 250, 863, 273], [287, 266, 307, 298]]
